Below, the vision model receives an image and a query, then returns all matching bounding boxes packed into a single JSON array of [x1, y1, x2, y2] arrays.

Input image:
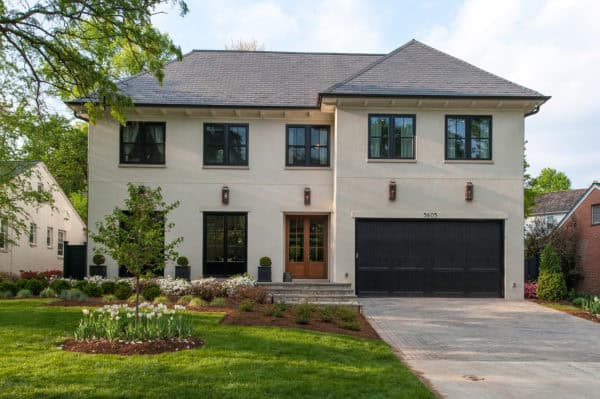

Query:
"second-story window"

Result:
[[592, 204, 600, 226], [286, 125, 330, 167], [120, 122, 166, 165], [368, 115, 415, 160], [204, 124, 249, 166], [446, 116, 492, 160]]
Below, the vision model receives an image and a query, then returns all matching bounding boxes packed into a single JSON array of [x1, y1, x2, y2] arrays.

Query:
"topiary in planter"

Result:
[[93, 254, 106, 266], [259, 257, 272, 267], [176, 256, 189, 267]]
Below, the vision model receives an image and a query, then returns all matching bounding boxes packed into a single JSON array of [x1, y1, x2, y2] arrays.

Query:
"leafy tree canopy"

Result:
[[0, 0, 188, 123], [531, 168, 571, 194]]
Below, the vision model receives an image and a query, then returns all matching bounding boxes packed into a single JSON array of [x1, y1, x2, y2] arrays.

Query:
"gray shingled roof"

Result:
[[109, 51, 381, 108], [68, 39, 547, 108], [324, 40, 546, 98], [531, 189, 587, 215]]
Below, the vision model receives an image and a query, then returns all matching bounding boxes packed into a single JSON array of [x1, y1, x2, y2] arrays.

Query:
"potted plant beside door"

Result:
[[258, 256, 272, 282], [90, 254, 107, 278], [175, 256, 191, 281]]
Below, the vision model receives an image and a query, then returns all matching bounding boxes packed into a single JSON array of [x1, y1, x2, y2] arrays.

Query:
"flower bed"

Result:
[[69, 303, 199, 355]]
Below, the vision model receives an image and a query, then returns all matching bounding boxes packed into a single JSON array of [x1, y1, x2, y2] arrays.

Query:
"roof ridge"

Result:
[[189, 49, 385, 56], [413, 40, 547, 98], [322, 39, 418, 94]]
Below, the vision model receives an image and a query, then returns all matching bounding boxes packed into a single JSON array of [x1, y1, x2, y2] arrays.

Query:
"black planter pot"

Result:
[[258, 266, 271, 282], [89, 265, 107, 278], [175, 266, 191, 281], [283, 271, 293, 283]]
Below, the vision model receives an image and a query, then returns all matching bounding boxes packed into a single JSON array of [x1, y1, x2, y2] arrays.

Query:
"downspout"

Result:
[[525, 105, 540, 117]]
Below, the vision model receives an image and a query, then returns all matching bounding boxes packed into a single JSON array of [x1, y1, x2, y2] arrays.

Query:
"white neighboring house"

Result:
[[0, 161, 86, 274], [68, 39, 549, 300]]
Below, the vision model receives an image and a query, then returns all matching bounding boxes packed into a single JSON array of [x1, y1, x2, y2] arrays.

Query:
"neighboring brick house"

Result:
[[555, 183, 600, 293]]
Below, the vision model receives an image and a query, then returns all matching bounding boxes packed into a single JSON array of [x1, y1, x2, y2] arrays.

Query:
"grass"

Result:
[[0, 300, 434, 399], [536, 301, 582, 312]]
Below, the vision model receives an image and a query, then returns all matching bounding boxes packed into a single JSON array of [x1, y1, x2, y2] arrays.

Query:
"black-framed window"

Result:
[[445, 116, 492, 160], [286, 125, 330, 166], [29, 223, 37, 245], [120, 122, 166, 164], [592, 204, 600, 226], [368, 115, 416, 159], [204, 123, 248, 165], [203, 212, 247, 277]]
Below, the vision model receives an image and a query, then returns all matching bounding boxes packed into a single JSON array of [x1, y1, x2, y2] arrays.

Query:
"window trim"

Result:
[[203, 123, 249, 166], [368, 114, 416, 160], [47, 227, 53, 248], [119, 121, 166, 165], [29, 223, 37, 246], [445, 115, 493, 161], [285, 125, 331, 167], [202, 212, 248, 277], [0, 218, 7, 250], [57, 229, 65, 257], [592, 203, 600, 226]]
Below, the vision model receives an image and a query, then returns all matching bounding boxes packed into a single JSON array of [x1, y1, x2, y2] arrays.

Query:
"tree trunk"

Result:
[[135, 275, 140, 328]]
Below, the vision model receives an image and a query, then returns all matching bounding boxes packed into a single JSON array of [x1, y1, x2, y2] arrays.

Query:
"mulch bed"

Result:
[[220, 303, 380, 339], [47, 298, 380, 339], [62, 337, 203, 355]]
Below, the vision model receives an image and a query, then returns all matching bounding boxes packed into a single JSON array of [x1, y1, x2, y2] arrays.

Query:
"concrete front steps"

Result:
[[258, 282, 358, 306]]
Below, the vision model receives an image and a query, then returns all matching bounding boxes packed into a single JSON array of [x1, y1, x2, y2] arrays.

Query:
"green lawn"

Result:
[[0, 300, 434, 399]]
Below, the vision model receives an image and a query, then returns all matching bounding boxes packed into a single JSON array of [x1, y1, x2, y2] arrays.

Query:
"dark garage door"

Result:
[[355, 219, 504, 297]]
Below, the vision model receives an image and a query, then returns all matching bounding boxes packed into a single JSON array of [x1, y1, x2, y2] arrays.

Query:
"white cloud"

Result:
[[422, 0, 600, 187]]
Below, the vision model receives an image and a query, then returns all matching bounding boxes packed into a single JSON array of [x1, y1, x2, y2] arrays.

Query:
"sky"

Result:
[[150, 0, 599, 188]]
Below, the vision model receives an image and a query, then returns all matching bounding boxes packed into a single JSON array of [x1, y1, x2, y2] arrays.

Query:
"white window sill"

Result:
[[202, 165, 250, 170], [119, 164, 166, 168], [444, 160, 494, 164], [367, 159, 417, 164]]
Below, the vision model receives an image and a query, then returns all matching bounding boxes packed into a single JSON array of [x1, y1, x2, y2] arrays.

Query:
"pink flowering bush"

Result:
[[524, 282, 538, 299]]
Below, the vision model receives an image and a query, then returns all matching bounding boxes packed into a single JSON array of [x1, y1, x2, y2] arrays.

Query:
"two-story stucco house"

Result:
[[67, 40, 548, 300], [0, 161, 86, 274]]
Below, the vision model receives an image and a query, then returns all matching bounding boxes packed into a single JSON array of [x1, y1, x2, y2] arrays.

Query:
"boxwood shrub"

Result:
[[100, 281, 116, 295], [49, 279, 71, 293], [0, 282, 17, 296], [114, 281, 133, 300], [142, 283, 162, 301]]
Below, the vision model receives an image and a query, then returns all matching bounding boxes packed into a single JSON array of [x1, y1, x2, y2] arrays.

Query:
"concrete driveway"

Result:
[[361, 298, 600, 399]]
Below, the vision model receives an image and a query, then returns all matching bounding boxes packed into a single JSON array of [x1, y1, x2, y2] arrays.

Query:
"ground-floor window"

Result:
[[203, 212, 247, 277], [57, 230, 65, 256]]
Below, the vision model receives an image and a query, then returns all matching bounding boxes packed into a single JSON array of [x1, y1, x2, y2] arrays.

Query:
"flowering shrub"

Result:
[[74, 303, 192, 341], [524, 282, 537, 299], [191, 278, 226, 302], [156, 276, 191, 296], [19, 270, 63, 279], [223, 274, 256, 296]]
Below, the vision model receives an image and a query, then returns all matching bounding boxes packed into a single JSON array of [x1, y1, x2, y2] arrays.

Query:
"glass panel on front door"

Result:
[[286, 215, 327, 279], [309, 219, 325, 261], [288, 216, 304, 262]]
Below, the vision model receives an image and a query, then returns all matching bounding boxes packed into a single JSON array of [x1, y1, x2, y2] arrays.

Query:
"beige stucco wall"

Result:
[[87, 104, 526, 299], [0, 163, 87, 274], [88, 112, 334, 280], [332, 106, 525, 300]]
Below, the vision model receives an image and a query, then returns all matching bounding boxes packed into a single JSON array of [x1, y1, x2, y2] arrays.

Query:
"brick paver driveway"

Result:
[[361, 298, 600, 399]]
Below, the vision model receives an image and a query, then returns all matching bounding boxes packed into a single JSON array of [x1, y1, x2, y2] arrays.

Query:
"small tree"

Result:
[[537, 244, 567, 301], [90, 184, 182, 325]]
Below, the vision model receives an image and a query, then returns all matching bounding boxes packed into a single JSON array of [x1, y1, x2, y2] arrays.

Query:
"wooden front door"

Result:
[[285, 215, 328, 279]]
